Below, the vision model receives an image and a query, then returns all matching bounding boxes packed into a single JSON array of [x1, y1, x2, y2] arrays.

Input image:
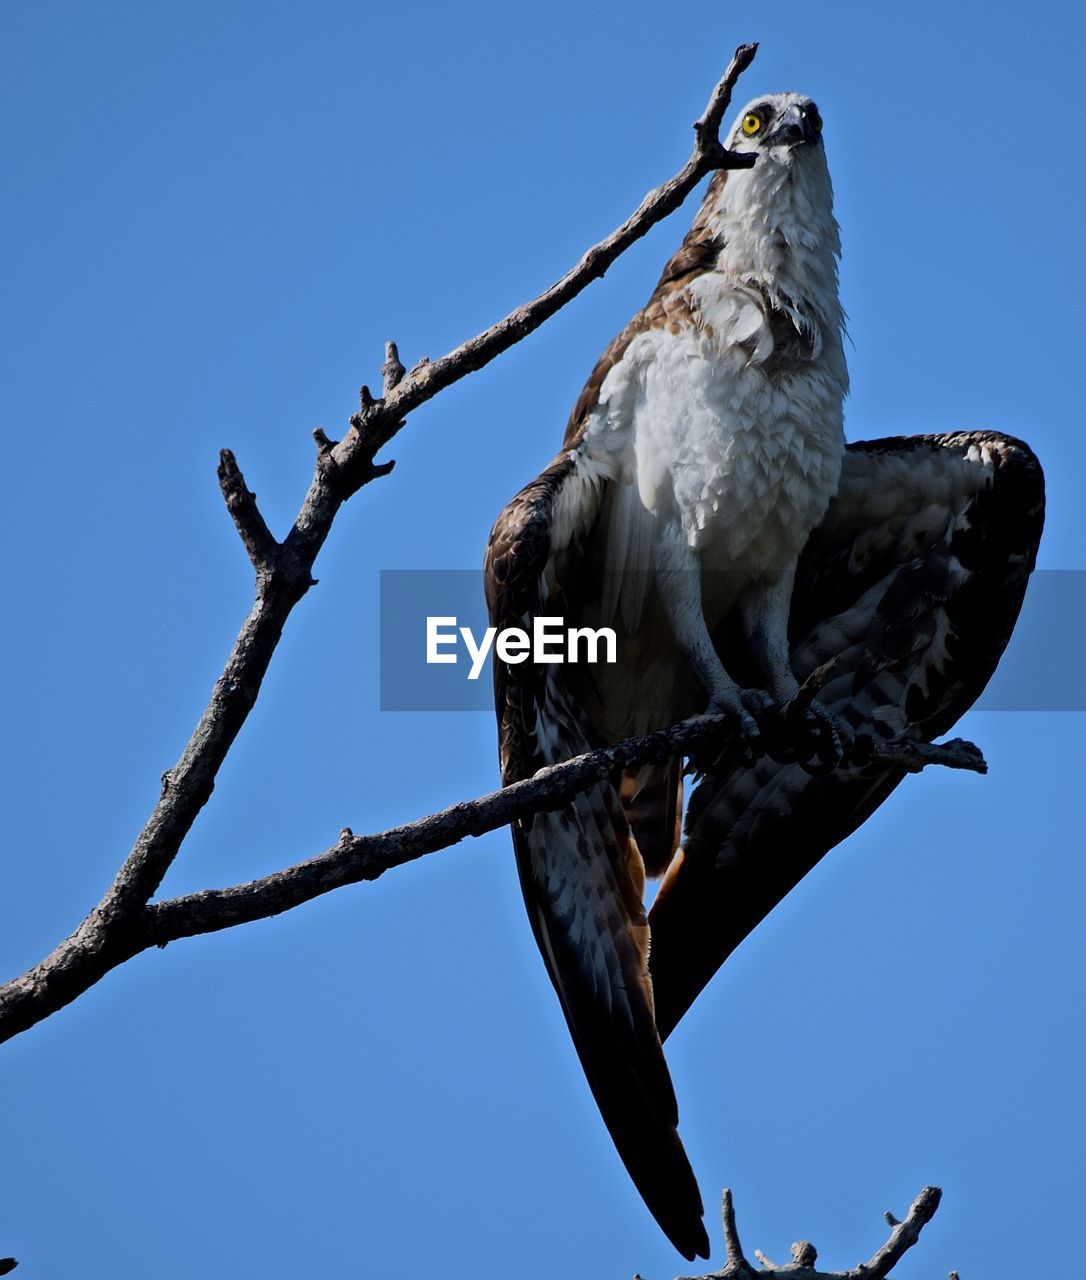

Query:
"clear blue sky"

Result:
[[2, 2, 1083, 1276]]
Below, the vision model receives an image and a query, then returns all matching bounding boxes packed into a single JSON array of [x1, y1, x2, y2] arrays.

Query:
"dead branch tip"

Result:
[[861, 1186, 943, 1279], [720, 1188, 747, 1265], [791, 1241, 816, 1266], [216, 448, 278, 571], [382, 341, 405, 395], [693, 42, 761, 164], [886, 737, 986, 776]]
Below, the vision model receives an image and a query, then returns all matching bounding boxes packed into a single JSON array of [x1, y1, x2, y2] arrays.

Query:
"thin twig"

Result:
[[853, 1186, 942, 1278], [694, 44, 759, 151], [216, 449, 278, 573], [339, 43, 759, 477]]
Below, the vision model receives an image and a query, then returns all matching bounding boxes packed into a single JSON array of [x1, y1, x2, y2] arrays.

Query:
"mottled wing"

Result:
[[562, 177, 725, 448], [484, 451, 709, 1260], [648, 431, 1045, 1040]]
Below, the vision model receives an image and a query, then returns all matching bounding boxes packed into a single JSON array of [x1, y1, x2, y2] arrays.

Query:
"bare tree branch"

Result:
[[144, 722, 981, 944], [0, 45, 763, 1046], [340, 42, 761, 482], [0, 692, 982, 1044], [670, 1186, 945, 1279], [858, 1187, 943, 1278]]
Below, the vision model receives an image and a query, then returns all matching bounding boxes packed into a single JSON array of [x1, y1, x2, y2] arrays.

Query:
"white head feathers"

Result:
[[702, 92, 842, 330]]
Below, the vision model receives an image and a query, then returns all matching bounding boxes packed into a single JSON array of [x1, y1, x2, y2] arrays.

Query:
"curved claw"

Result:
[[691, 686, 770, 774], [791, 698, 854, 775], [736, 688, 780, 763], [739, 686, 776, 721], [704, 687, 760, 739]]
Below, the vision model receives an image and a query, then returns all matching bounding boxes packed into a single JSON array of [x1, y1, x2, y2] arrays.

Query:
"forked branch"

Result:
[[0, 45, 763, 1045], [662, 1186, 947, 1280], [340, 42, 760, 479]]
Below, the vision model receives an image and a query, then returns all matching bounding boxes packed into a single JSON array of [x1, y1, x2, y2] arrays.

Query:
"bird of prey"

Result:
[[484, 92, 1043, 1260]]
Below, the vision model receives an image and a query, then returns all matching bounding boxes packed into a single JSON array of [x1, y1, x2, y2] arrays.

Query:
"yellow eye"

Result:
[[741, 113, 762, 136]]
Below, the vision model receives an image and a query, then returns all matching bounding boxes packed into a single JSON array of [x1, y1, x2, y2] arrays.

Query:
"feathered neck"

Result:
[[702, 151, 842, 325]]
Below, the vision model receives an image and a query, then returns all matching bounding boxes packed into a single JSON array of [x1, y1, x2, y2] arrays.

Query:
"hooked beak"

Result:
[[764, 103, 820, 148]]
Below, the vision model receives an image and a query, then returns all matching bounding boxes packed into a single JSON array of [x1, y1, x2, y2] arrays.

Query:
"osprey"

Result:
[[484, 93, 1043, 1260]]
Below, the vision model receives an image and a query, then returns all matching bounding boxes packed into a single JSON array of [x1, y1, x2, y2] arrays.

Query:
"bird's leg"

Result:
[[654, 520, 768, 744], [738, 571, 852, 768], [737, 568, 800, 702]]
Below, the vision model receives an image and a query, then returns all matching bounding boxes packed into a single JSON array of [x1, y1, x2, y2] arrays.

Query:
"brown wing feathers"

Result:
[[647, 431, 1044, 1041], [562, 179, 725, 449], [485, 458, 710, 1260]]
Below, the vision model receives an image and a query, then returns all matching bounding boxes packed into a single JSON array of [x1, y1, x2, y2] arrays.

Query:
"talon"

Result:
[[807, 699, 853, 772], [691, 686, 770, 773], [739, 687, 776, 721], [783, 697, 854, 774], [705, 686, 771, 744]]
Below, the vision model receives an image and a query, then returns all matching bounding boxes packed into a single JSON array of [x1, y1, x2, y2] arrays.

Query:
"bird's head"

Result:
[[700, 90, 838, 286], [726, 92, 824, 163]]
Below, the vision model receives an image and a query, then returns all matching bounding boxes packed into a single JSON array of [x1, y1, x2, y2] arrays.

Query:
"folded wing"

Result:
[[648, 431, 1045, 1040], [485, 453, 710, 1261]]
